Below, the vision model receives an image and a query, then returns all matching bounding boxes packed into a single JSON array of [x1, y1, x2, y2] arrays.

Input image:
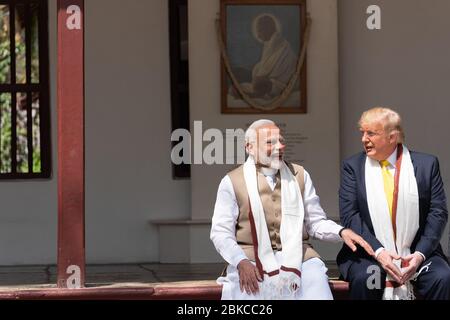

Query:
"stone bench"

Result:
[[149, 279, 350, 300]]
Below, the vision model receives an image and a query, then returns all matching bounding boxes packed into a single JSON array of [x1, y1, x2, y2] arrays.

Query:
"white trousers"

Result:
[[217, 256, 333, 300]]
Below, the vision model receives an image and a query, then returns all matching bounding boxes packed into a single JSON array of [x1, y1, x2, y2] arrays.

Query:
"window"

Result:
[[0, 0, 50, 179]]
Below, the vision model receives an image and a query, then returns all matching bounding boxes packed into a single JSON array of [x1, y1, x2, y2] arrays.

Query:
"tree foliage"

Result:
[[1, 5, 41, 174]]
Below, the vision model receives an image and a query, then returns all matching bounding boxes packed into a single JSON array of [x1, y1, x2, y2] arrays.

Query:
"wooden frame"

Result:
[[57, 0, 85, 288], [220, 0, 307, 114]]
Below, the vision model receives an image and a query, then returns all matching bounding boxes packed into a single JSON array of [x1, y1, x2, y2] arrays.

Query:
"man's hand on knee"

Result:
[[237, 259, 262, 295], [376, 249, 403, 284], [401, 252, 424, 283]]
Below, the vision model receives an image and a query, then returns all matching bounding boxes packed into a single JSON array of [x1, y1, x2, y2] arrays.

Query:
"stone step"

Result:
[[0, 280, 349, 300]]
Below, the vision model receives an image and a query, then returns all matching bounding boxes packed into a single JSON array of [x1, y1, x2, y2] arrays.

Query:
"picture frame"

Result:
[[219, 0, 307, 114]]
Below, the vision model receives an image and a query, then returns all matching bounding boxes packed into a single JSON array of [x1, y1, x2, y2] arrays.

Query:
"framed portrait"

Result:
[[219, 0, 307, 114]]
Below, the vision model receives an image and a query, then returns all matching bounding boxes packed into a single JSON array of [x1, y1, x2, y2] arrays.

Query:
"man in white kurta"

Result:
[[210, 120, 375, 300]]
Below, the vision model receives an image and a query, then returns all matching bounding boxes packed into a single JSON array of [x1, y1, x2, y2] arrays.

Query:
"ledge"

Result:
[[0, 280, 349, 300], [0, 287, 155, 300], [150, 219, 211, 226]]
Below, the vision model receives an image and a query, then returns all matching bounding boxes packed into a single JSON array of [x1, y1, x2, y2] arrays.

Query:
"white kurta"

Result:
[[218, 254, 333, 300], [210, 169, 344, 300]]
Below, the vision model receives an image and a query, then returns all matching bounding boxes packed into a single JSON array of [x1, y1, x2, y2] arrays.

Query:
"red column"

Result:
[[57, 0, 85, 288]]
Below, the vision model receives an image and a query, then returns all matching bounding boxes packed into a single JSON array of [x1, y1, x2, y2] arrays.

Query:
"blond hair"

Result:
[[358, 107, 405, 143]]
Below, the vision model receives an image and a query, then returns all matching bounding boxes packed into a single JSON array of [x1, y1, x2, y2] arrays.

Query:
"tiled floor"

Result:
[[0, 261, 340, 289]]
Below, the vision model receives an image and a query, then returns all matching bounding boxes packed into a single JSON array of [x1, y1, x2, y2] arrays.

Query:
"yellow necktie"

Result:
[[380, 160, 394, 218]]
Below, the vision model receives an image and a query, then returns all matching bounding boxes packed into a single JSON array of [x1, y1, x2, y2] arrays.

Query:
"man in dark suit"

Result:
[[337, 107, 450, 300]]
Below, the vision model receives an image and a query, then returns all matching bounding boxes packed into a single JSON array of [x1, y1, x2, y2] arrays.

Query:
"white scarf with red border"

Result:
[[365, 145, 419, 300], [243, 156, 303, 299]]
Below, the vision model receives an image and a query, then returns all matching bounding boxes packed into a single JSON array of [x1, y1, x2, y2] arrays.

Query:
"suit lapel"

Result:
[[411, 152, 419, 177], [359, 154, 368, 202], [410, 151, 423, 197], [358, 153, 375, 231]]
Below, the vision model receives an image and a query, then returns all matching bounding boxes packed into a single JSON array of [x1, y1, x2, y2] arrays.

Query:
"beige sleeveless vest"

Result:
[[227, 162, 320, 263]]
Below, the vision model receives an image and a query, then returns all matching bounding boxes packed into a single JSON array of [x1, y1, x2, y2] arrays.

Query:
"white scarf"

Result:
[[243, 156, 304, 299], [365, 145, 419, 300]]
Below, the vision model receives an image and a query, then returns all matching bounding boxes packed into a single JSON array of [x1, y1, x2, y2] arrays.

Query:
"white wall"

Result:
[[85, 0, 190, 263], [189, 0, 341, 260], [0, 0, 58, 266], [0, 0, 191, 265], [339, 0, 450, 255], [4, 0, 447, 267]]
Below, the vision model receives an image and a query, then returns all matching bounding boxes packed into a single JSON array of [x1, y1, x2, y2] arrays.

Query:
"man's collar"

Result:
[[259, 166, 278, 177], [255, 164, 278, 176], [386, 146, 398, 168]]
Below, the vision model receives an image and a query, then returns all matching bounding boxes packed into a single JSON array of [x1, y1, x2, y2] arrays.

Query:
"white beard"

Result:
[[268, 158, 282, 170], [258, 153, 283, 170]]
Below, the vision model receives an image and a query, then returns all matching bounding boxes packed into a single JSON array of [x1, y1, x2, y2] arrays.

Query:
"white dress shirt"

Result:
[[374, 147, 426, 261], [210, 168, 344, 268]]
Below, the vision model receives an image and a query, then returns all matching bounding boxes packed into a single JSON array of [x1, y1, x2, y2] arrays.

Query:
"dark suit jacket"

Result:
[[337, 150, 448, 280]]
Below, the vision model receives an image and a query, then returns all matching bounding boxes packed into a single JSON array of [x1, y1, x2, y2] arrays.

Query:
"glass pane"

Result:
[[0, 93, 12, 173], [31, 3, 39, 83], [0, 5, 11, 84], [16, 92, 28, 173], [32, 92, 40, 172], [15, 4, 26, 84]]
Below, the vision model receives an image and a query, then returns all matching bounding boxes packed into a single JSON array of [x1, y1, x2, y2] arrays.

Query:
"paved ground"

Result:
[[0, 261, 340, 289]]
